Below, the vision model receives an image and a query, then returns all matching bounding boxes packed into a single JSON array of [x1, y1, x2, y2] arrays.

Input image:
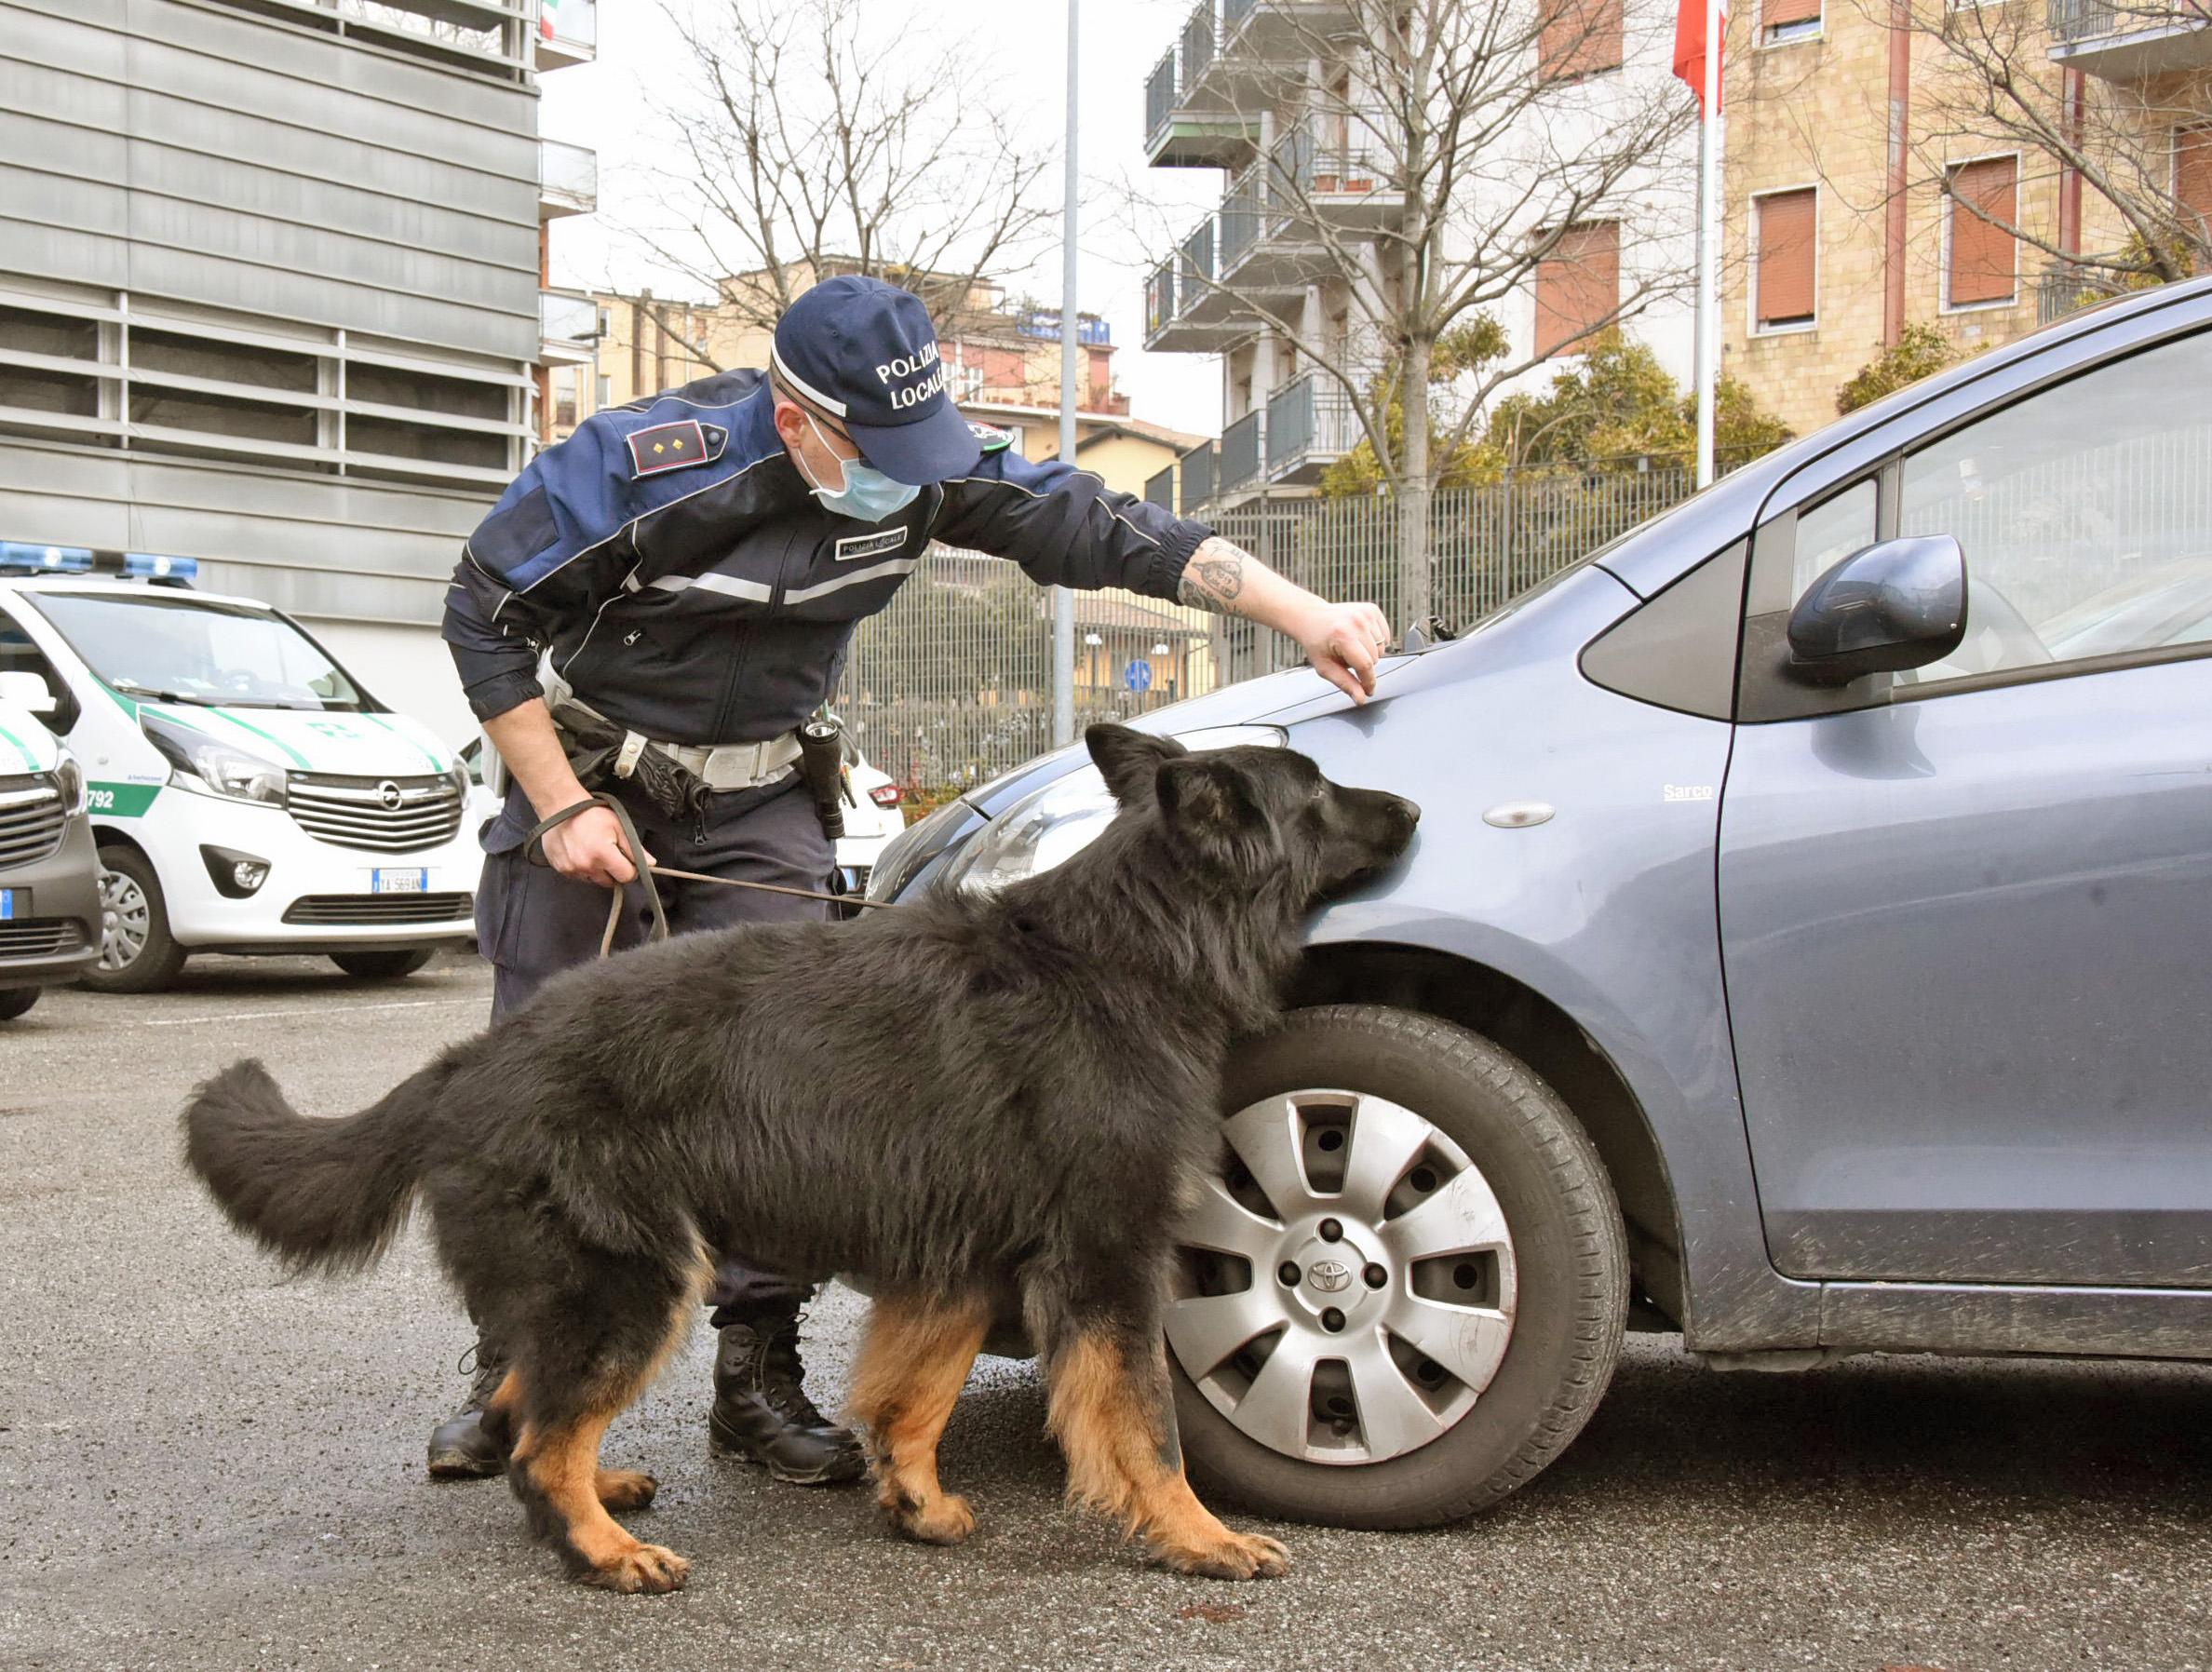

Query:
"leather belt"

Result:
[[541, 661, 801, 792]]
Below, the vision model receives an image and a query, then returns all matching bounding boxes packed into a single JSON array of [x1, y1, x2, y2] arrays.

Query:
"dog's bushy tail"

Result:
[[181, 1058, 447, 1277]]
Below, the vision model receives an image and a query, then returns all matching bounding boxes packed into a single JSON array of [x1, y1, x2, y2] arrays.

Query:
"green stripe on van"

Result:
[[205, 707, 311, 769], [0, 721, 38, 772], [360, 711, 446, 773]]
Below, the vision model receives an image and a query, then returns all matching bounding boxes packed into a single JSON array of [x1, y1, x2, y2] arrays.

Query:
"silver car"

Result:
[[870, 275, 2212, 1529]]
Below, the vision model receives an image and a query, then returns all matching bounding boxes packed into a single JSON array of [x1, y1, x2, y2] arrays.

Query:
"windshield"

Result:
[[29, 592, 368, 711]]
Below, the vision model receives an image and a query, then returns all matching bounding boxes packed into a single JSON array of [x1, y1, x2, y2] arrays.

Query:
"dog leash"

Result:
[[523, 792, 901, 962]]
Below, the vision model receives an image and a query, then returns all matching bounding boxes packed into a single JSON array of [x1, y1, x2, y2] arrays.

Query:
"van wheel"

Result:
[[0, 987, 39, 1020], [1168, 1005, 1626, 1530], [80, 846, 187, 994], [329, 949, 436, 980]]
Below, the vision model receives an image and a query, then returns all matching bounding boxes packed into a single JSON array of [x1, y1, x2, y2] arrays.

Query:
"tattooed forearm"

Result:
[[1177, 537, 1252, 617]]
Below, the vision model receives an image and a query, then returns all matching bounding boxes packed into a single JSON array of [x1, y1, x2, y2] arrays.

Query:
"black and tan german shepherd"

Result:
[[181, 724, 1419, 1594]]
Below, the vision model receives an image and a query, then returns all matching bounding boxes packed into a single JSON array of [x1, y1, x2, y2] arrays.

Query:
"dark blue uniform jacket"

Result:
[[442, 370, 1212, 745]]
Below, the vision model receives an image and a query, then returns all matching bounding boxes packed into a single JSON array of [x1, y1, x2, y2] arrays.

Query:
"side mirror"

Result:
[[0, 669, 57, 717], [1787, 534, 1967, 686]]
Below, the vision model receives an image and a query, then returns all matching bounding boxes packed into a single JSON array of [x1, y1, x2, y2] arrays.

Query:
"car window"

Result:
[[1889, 330, 2212, 687], [0, 607, 78, 733], [1790, 479, 1879, 600]]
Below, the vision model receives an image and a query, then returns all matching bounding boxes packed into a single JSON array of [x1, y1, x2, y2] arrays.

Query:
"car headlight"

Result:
[[50, 748, 88, 816], [937, 725, 1287, 893], [142, 712, 287, 805]]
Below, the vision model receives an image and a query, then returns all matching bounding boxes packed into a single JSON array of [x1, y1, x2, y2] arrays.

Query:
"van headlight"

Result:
[[50, 748, 88, 816], [142, 712, 287, 805], [937, 725, 1286, 892]]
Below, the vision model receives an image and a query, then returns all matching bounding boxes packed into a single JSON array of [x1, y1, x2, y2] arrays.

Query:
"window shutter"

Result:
[[1756, 190, 1817, 325], [1540, 0, 1625, 81], [1535, 222, 1622, 355], [1948, 156, 2018, 305], [1763, 0, 1822, 25], [2178, 126, 2212, 266]]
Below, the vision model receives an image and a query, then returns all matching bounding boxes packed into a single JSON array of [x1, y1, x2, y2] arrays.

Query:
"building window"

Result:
[[1534, 221, 1621, 355], [1539, 0, 1624, 82], [1760, 0, 1822, 45], [596, 373, 613, 411], [1946, 155, 2018, 308], [2177, 126, 2211, 267], [1753, 188, 1819, 331], [555, 371, 578, 430]]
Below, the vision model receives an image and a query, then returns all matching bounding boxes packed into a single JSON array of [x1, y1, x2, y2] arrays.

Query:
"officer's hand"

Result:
[[1294, 600, 1395, 705], [542, 805, 652, 888]]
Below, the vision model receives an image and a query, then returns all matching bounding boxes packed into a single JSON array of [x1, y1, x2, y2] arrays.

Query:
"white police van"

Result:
[[0, 547, 481, 992]]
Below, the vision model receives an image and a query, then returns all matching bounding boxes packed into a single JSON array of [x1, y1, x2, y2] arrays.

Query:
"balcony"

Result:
[[1219, 0, 1362, 59], [1145, 463, 1176, 509], [539, 288, 601, 365], [1219, 162, 1325, 292], [2034, 259, 2138, 325], [1144, 31, 1263, 167], [535, 0, 597, 70], [1275, 113, 1404, 235], [538, 138, 598, 220], [2046, 0, 2212, 80], [1219, 409, 1264, 493], [1141, 217, 1255, 352], [1180, 440, 1216, 513], [1263, 372, 1361, 483]]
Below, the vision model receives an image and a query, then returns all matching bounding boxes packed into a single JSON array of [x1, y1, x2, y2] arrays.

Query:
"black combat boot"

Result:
[[425, 1340, 508, 1480], [708, 1307, 866, 1485]]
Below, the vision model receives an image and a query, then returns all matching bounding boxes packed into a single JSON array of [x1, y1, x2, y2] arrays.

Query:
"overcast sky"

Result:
[[539, 1, 1227, 437]]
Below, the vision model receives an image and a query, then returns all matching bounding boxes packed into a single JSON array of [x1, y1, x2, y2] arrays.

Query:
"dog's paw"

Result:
[[583, 1542, 690, 1594], [595, 1469, 658, 1513], [1155, 1530, 1289, 1581], [885, 1490, 976, 1546]]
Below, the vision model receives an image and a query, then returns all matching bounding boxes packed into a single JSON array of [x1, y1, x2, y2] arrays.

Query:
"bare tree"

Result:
[[618, 0, 1061, 367], [1891, 0, 2211, 290], [1139, 0, 1698, 626]]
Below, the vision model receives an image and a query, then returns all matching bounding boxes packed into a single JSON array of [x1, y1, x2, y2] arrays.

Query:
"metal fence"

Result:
[[838, 470, 1701, 797]]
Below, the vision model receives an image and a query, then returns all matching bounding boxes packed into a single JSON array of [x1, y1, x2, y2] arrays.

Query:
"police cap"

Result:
[[770, 275, 981, 486]]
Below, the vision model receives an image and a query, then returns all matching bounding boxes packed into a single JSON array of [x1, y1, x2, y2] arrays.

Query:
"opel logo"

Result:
[[1308, 1260, 1352, 1293], [377, 779, 404, 811]]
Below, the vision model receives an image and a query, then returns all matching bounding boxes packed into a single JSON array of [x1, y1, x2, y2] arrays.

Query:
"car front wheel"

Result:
[[80, 846, 187, 994], [1169, 1005, 1626, 1530]]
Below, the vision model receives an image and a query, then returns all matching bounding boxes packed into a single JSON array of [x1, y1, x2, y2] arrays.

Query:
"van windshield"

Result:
[[28, 592, 367, 711]]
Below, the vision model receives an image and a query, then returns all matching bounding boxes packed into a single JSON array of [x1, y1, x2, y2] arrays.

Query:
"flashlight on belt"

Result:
[[798, 715, 845, 842]]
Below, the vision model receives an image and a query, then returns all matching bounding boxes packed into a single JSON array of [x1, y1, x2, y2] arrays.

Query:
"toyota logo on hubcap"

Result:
[[1308, 1260, 1352, 1293], [377, 779, 404, 811]]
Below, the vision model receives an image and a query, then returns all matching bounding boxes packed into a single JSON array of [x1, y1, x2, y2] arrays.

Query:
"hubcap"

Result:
[[1168, 1090, 1517, 1466], [97, 866, 148, 971]]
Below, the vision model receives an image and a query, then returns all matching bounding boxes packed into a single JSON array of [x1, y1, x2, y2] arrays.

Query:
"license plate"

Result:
[[371, 870, 428, 895], [0, 888, 13, 920]]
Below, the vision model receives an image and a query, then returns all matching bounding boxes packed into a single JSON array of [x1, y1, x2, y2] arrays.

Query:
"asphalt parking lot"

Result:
[[2, 955, 2207, 1672]]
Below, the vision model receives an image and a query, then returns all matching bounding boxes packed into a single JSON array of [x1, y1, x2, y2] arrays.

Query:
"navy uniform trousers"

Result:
[[473, 770, 829, 1321]]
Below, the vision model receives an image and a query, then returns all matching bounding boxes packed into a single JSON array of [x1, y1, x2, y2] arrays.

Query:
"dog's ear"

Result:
[[1155, 754, 1277, 871], [1086, 723, 1185, 806]]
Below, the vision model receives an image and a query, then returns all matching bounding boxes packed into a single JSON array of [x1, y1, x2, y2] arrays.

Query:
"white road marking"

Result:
[[136, 997, 481, 1028]]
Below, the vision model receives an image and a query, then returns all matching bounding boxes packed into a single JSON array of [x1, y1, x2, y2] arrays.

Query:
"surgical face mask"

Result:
[[802, 412, 920, 522]]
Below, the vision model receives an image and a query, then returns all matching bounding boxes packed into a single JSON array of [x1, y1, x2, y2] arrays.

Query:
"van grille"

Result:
[[0, 776, 65, 868], [0, 919, 85, 959], [286, 774, 461, 854], [281, 892, 474, 926]]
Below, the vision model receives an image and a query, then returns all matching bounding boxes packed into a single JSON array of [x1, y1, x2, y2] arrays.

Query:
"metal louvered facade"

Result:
[[0, 0, 594, 743]]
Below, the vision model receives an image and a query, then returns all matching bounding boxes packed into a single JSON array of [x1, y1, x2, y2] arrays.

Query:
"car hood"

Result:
[[132, 700, 456, 776], [0, 701, 61, 773]]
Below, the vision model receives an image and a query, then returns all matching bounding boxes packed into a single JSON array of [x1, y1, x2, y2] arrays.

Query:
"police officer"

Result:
[[428, 276, 1393, 1487]]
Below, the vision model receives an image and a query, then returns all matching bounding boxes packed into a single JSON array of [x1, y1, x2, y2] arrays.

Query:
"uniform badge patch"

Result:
[[967, 422, 1014, 452], [833, 528, 909, 562], [627, 420, 710, 478]]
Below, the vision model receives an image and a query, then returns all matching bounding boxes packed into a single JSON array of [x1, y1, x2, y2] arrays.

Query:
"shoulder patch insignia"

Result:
[[627, 419, 712, 478], [967, 422, 1014, 452]]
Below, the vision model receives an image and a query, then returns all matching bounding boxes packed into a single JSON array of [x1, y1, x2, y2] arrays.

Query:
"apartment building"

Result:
[[1139, 0, 1700, 517], [0, 0, 601, 743], [1722, 0, 2210, 436], [546, 272, 1199, 497]]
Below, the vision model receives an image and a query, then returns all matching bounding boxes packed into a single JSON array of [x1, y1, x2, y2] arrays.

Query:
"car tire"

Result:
[[1171, 1004, 1627, 1530], [329, 949, 437, 980], [0, 987, 39, 1021], [80, 845, 187, 995]]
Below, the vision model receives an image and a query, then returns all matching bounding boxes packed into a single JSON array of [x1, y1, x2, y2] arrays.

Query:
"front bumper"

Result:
[[0, 812, 101, 989], [109, 789, 485, 953]]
